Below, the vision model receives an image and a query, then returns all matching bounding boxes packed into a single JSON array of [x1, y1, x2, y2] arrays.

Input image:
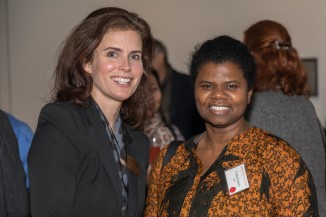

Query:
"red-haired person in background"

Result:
[[244, 19, 326, 216]]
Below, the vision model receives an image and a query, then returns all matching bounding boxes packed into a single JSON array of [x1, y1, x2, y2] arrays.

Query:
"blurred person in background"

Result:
[[7, 113, 33, 188], [142, 70, 184, 175], [0, 109, 30, 217], [244, 19, 326, 216], [152, 39, 205, 139]]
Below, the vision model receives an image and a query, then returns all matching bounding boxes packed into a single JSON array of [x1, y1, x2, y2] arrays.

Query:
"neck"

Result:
[[205, 120, 249, 150], [104, 108, 120, 130], [92, 95, 121, 130]]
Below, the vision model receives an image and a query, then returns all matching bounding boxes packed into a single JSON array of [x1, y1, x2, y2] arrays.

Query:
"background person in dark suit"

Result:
[[6, 113, 33, 188], [28, 7, 153, 217], [0, 109, 30, 217], [152, 39, 205, 139]]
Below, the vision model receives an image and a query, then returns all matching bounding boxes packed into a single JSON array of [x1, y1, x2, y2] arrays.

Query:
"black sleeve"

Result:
[[28, 104, 79, 217], [0, 110, 30, 217]]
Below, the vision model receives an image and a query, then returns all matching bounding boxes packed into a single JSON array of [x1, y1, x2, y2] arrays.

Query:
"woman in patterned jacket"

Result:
[[144, 35, 318, 216]]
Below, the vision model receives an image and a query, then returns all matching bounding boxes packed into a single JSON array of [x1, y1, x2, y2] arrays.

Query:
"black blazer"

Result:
[[0, 109, 30, 217], [28, 99, 150, 217]]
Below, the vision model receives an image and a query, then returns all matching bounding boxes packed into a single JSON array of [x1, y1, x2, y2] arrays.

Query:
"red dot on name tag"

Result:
[[230, 187, 236, 193]]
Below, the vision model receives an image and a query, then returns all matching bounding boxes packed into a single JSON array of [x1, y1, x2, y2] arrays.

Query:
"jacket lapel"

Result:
[[124, 126, 140, 217], [84, 99, 123, 210], [127, 165, 137, 216]]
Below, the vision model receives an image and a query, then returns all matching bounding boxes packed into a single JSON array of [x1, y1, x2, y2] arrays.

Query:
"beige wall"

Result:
[[1, 0, 325, 130], [0, 0, 10, 112]]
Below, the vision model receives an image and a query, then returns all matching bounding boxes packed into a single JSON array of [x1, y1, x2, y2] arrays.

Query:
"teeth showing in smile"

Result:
[[210, 105, 229, 111], [112, 77, 131, 84]]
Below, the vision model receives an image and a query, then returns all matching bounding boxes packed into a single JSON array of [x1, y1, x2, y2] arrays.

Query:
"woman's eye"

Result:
[[201, 83, 212, 89], [130, 53, 141, 61], [107, 51, 118, 58], [227, 84, 238, 89]]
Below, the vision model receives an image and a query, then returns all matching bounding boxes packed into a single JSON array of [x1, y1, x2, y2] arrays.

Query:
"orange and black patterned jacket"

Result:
[[145, 127, 318, 217]]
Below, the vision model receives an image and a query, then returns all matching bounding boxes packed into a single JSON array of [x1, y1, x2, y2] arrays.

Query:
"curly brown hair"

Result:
[[52, 7, 154, 127], [244, 20, 309, 96]]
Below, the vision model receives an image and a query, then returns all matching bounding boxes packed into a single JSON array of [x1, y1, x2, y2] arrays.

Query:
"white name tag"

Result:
[[225, 164, 250, 196]]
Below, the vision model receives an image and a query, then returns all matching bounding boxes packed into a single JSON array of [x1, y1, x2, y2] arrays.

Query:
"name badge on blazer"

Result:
[[225, 164, 250, 196]]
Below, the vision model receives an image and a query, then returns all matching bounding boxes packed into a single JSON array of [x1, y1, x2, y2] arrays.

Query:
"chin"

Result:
[[115, 91, 134, 99], [113, 95, 131, 102], [205, 119, 230, 128]]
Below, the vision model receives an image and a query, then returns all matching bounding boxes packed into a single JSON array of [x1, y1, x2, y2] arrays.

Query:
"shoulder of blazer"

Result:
[[41, 102, 80, 122], [123, 123, 150, 155], [39, 102, 86, 139], [0, 110, 17, 148], [0, 110, 30, 216]]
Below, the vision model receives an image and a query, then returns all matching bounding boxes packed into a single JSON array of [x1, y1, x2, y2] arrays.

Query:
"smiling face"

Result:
[[194, 61, 253, 129], [84, 29, 144, 107]]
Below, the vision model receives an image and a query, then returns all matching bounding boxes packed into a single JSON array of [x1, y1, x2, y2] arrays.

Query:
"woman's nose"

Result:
[[118, 56, 131, 71], [211, 87, 227, 99]]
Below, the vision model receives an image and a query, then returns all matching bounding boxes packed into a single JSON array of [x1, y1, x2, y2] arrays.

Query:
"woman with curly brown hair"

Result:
[[28, 7, 153, 217], [244, 19, 326, 216]]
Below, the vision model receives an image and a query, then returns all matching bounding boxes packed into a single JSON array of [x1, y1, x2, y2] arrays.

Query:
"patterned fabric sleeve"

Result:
[[144, 145, 168, 217], [259, 137, 318, 216]]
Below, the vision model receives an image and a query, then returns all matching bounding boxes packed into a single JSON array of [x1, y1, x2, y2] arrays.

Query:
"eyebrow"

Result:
[[226, 80, 240, 83], [104, 47, 121, 51], [104, 47, 142, 54], [197, 80, 240, 84]]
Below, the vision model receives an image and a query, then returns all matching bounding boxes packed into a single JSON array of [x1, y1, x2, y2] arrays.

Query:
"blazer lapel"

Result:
[[124, 127, 139, 217], [84, 99, 123, 210]]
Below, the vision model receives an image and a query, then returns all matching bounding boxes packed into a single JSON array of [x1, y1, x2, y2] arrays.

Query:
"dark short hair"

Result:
[[52, 7, 154, 127], [189, 35, 256, 90]]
